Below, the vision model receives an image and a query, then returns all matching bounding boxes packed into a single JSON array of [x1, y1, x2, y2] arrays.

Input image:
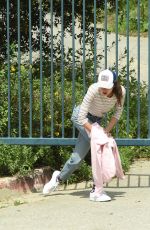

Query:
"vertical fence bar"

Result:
[[148, 0, 150, 138], [137, 0, 141, 138], [7, 0, 11, 137], [94, 0, 97, 81], [115, 0, 118, 73], [104, 0, 107, 69], [72, 0, 76, 138], [18, 0, 21, 137], [126, 0, 130, 136], [61, 0, 64, 137], [50, 0, 54, 138], [29, 0, 33, 137], [103, 0, 108, 127], [115, 0, 119, 137], [39, 0, 43, 137], [82, 0, 86, 94]]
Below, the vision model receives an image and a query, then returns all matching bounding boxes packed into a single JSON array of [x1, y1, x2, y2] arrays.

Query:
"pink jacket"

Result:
[[90, 123, 125, 194]]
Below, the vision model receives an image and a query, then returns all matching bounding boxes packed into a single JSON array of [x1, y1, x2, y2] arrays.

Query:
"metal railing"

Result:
[[0, 0, 150, 146]]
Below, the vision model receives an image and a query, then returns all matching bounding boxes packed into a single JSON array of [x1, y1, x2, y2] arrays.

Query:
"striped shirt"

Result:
[[78, 83, 126, 125]]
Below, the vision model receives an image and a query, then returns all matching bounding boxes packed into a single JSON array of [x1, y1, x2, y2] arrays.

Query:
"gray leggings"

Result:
[[59, 106, 101, 181]]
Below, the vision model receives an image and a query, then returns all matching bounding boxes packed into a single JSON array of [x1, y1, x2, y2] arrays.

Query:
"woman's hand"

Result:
[[104, 128, 112, 137], [83, 122, 92, 132]]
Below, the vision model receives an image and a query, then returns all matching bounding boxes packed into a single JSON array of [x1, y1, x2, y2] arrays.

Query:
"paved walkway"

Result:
[[64, 30, 149, 83], [29, 30, 149, 83], [1, 187, 150, 230], [0, 160, 150, 230]]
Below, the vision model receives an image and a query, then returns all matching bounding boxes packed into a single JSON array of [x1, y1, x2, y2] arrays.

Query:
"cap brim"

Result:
[[97, 82, 114, 89]]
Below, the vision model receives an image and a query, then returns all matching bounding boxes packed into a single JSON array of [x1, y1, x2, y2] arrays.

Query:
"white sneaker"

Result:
[[90, 191, 111, 202], [43, 170, 60, 195]]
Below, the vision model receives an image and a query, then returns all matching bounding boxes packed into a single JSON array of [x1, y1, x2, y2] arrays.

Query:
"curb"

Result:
[[0, 166, 52, 193], [1, 170, 150, 194]]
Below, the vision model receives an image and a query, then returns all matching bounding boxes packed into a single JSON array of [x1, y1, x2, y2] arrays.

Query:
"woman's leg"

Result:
[[59, 121, 90, 181], [43, 124, 90, 195], [59, 131, 90, 181]]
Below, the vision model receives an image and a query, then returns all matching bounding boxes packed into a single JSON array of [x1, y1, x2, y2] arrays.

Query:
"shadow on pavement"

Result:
[[69, 190, 125, 199]]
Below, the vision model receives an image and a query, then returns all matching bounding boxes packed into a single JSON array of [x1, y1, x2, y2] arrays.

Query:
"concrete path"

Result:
[[0, 187, 150, 230], [100, 33, 149, 83], [0, 160, 150, 230], [64, 30, 149, 83], [27, 29, 149, 83]]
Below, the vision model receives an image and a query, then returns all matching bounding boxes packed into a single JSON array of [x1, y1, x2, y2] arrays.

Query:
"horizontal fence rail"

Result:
[[0, 0, 150, 145], [1, 138, 150, 146]]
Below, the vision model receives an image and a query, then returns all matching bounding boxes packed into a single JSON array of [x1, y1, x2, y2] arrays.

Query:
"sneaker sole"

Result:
[[43, 185, 58, 195], [90, 197, 111, 202], [43, 171, 60, 195]]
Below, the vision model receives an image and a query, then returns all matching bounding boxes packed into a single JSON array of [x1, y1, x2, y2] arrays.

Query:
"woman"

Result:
[[43, 69, 126, 201]]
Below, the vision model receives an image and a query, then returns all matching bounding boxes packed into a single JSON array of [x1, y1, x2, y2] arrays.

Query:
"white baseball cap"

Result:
[[97, 69, 114, 89]]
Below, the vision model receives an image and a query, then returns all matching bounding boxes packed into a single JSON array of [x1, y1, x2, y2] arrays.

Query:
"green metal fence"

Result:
[[0, 0, 150, 146]]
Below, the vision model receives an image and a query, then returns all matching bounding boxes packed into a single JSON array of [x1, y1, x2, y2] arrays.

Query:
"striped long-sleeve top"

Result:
[[78, 83, 126, 125]]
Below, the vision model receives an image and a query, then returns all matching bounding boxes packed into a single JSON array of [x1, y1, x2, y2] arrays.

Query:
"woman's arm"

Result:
[[104, 116, 118, 134], [105, 86, 126, 134], [78, 84, 97, 125]]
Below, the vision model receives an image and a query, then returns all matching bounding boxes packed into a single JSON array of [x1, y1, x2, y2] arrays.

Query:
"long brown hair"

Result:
[[112, 81, 123, 106]]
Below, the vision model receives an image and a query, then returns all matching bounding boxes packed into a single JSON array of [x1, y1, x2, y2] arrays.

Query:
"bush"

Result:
[[0, 145, 33, 176]]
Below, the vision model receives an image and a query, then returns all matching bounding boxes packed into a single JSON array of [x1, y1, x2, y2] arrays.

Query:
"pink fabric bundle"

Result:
[[90, 123, 125, 194]]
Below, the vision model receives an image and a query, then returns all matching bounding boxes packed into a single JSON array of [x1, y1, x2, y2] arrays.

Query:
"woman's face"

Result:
[[99, 87, 113, 97]]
